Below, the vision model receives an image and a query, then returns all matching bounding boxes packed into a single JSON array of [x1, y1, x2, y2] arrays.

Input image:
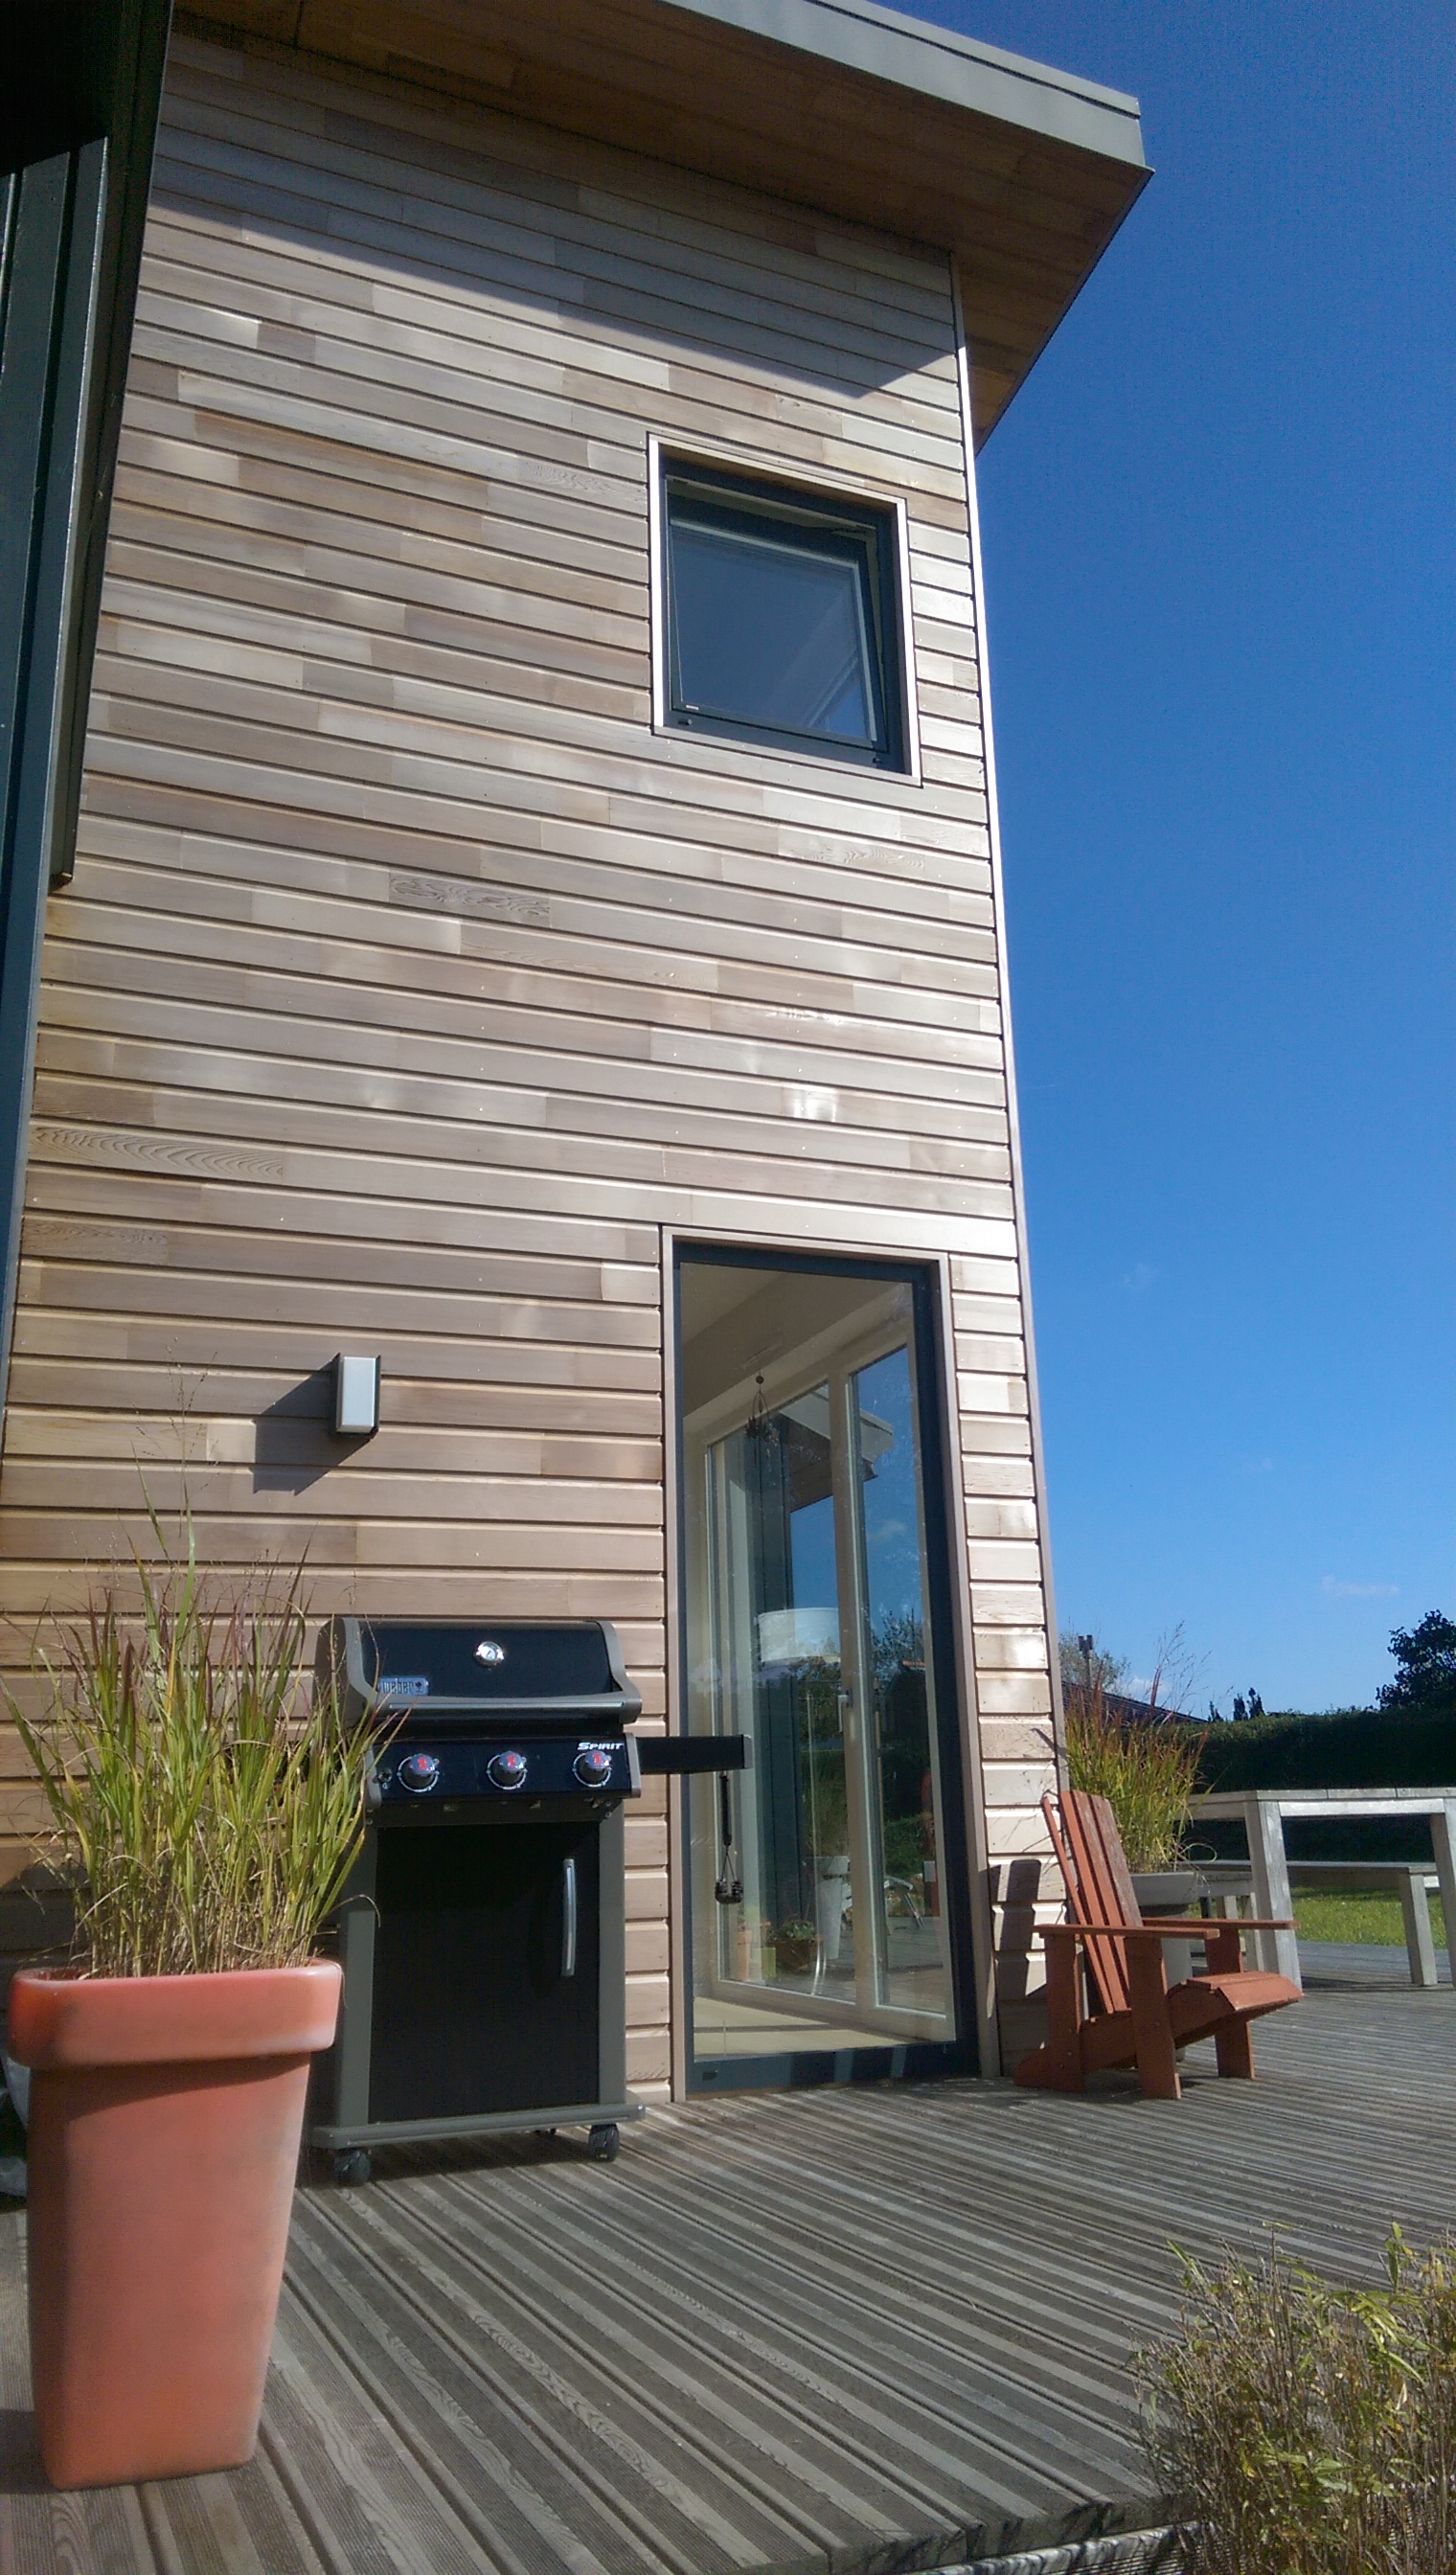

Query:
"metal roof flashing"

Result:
[[671, 0, 1148, 171]]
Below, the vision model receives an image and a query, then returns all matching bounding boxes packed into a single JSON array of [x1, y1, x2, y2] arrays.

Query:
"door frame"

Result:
[[663, 1228, 1000, 2095], [684, 1304, 951, 2046]]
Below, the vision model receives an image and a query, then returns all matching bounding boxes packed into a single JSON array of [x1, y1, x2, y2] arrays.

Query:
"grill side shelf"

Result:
[[634, 1737, 751, 1775]]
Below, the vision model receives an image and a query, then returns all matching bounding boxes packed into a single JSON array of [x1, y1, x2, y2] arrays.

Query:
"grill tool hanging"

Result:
[[715, 1767, 743, 1904]]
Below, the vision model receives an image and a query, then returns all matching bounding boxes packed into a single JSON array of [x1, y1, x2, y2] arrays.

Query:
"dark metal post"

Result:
[[0, 0, 171, 1422]]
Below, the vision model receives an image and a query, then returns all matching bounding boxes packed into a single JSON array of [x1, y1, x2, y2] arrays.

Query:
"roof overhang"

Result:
[[177, 0, 1151, 443]]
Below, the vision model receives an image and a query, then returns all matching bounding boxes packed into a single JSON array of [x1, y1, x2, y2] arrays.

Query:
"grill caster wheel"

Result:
[[333, 2149, 371, 2187], [586, 2123, 620, 2163]]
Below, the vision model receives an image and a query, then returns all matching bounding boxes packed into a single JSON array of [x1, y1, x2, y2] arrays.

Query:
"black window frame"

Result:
[[659, 457, 908, 773], [672, 1240, 978, 2097]]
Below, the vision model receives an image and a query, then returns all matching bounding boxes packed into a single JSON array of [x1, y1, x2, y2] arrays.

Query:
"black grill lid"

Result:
[[317, 1616, 641, 1730]]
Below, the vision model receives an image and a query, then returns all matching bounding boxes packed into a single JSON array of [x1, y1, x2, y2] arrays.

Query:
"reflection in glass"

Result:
[[671, 520, 875, 744], [680, 1260, 955, 2073], [854, 1345, 944, 2015], [704, 1390, 847, 1970]]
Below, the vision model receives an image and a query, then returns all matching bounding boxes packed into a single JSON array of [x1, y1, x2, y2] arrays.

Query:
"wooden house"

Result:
[[0, 0, 1149, 2089]]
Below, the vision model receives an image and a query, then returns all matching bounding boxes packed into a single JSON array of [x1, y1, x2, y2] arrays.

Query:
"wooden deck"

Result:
[[1, 1977, 1452, 2575]]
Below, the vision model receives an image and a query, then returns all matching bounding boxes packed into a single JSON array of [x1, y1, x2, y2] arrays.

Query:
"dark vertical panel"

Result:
[[0, 0, 171, 1417], [0, 160, 73, 858], [48, 0, 176, 895], [0, 148, 103, 1406]]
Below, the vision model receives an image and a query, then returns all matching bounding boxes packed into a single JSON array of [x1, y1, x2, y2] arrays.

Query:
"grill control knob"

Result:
[[487, 1749, 528, 1790], [574, 1747, 615, 1787], [398, 1751, 441, 1795]]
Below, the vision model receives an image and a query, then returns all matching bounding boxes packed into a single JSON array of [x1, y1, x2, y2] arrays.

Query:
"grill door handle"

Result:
[[561, 1854, 578, 1978]]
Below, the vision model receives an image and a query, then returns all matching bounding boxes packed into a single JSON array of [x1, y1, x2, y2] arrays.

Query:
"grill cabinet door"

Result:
[[369, 1816, 601, 2122]]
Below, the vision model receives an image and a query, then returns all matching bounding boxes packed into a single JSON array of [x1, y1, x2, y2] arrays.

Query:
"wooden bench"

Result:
[[1201, 1861, 1445, 1989]]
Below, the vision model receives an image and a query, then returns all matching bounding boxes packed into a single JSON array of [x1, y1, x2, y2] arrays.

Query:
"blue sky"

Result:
[[900, 1, 1453, 1710]]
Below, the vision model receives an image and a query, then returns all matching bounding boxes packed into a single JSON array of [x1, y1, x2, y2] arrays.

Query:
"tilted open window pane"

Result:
[[670, 523, 875, 745], [662, 464, 904, 768]]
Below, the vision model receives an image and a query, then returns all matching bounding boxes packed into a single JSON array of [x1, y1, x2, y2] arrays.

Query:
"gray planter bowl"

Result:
[[1131, 1870, 1206, 1985], [1129, 1870, 1203, 1912]]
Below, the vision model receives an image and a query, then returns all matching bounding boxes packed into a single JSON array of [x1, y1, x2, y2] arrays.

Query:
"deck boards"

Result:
[[1, 1981, 1452, 2575]]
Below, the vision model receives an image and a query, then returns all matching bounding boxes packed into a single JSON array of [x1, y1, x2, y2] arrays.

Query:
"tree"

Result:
[[1377, 1612, 1456, 1712], [870, 1607, 923, 1702], [1058, 1629, 1126, 1697]]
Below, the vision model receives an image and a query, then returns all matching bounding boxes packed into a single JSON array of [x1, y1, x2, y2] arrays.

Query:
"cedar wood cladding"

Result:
[[0, 30, 1058, 2078]]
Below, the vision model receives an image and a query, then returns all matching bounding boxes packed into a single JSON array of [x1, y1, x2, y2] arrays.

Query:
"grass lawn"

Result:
[[1293, 1888, 1446, 1948]]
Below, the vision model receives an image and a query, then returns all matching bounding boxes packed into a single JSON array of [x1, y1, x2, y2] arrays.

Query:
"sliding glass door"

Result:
[[678, 1249, 973, 2088]]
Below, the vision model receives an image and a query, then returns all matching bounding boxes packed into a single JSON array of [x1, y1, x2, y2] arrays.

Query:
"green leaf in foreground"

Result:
[[1134, 2231, 1456, 2573]]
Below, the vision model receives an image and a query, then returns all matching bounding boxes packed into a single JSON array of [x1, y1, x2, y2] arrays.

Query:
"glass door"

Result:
[[678, 1251, 971, 2087]]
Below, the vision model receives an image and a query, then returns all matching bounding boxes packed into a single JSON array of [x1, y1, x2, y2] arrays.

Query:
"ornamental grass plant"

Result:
[[11, 1506, 371, 1978], [1062, 1667, 1202, 1872], [1135, 2231, 1456, 2575]]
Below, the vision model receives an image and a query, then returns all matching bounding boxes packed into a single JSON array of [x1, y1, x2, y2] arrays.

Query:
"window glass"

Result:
[[671, 521, 875, 744], [662, 465, 903, 769]]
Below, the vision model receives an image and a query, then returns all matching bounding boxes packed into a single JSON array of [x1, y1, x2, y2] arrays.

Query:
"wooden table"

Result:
[[1200, 1861, 1443, 1989], [1190, 1789, 1456, 1989]]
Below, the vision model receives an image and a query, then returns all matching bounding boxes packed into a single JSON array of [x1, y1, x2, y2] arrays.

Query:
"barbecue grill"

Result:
[[307, 1615, 744, 2181]]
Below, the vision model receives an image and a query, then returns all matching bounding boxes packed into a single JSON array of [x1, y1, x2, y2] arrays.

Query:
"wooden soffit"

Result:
[[177, 0, 1151, 443]]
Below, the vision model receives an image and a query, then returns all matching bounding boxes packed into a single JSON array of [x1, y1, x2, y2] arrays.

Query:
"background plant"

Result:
[[1062, 1663, 1202, 1871], [1135, 2230, 1456, 2575], [1377, 1611, 1456, 1713], [789, 1657, 850, 1860], [12, 1507, 372, 1978], [1061, 1615, 1456, 1861], [1059, 1628, 1128, 1698]]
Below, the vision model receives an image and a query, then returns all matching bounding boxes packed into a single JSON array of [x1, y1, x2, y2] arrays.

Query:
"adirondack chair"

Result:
[[1014, 1789, 1302, 2101]]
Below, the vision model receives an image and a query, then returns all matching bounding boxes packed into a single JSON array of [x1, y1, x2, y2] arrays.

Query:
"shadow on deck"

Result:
[[0, 1981, 1451, 2574]]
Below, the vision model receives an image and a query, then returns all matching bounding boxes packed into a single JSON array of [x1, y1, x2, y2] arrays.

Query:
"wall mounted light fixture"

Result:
[[331, 1354, 380, 1439]]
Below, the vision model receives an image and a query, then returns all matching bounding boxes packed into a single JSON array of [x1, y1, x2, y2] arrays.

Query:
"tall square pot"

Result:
[[7, 1962, 341, 2489]]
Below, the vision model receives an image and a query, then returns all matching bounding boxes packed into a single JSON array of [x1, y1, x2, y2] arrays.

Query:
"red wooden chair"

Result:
[[1014, 1789, 1302, 2101]]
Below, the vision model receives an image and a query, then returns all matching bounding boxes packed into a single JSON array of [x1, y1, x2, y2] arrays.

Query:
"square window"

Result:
[[660, 460, 907, 770]]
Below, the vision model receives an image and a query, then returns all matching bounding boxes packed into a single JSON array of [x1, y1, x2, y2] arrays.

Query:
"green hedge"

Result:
[[1188, 1704, 1456, 1792], [1179, 1703, 1456, 1864]]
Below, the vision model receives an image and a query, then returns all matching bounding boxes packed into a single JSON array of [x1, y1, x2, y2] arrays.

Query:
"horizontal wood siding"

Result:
[[0, 28, 1058, 2079]]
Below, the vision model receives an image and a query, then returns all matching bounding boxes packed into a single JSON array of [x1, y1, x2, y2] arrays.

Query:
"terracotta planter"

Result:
[[7, 1961, 341, 2490]]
